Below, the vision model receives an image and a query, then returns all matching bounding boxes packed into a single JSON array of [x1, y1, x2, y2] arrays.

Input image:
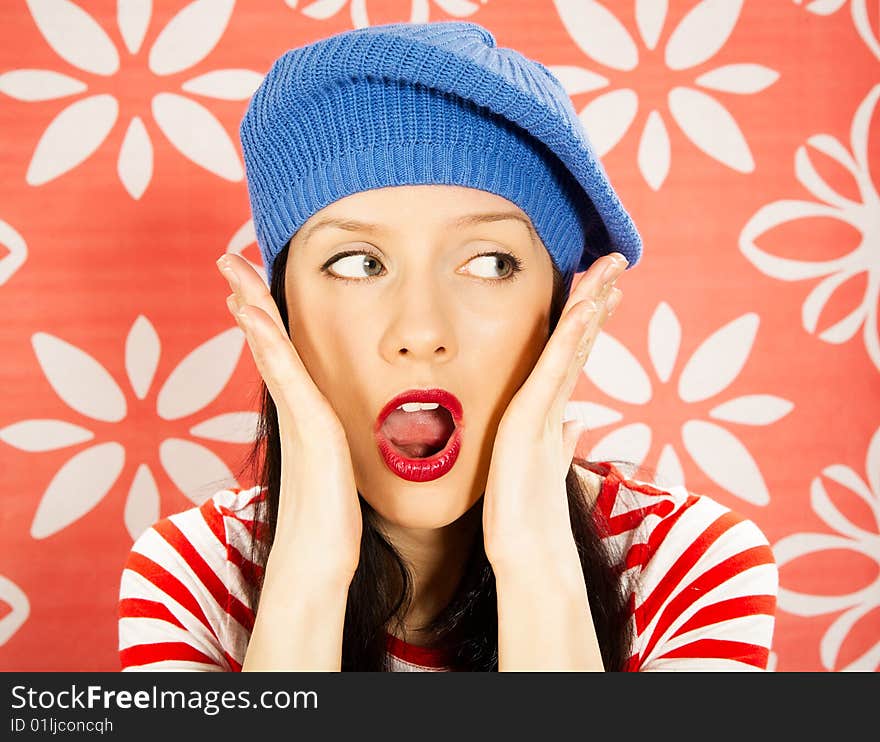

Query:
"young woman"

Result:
[[118, 21, 777, 672]]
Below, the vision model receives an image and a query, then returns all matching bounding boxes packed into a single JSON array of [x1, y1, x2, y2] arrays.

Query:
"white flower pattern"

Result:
[[0, 0, 263, 199], [739, 84, 880, 372], [566, 301, 794, 505], [284, 0, 487, 28], [549, 0, 779, 190], [772, 426, 880, 670], [792, 0, 880, 60], [0, 316, 257, 541]]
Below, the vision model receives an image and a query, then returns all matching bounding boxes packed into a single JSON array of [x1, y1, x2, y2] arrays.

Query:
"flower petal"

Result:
[[156, 327, 245, 420], [26, 94, 118, 185], [665, 0, 743, 71], [117, 116, 153, 200], [585, 330, 653, 405], [298, 0, 348, 20], [0, 219, 28, 286], [25, 0, 119, 75], [125, 315, 160, 400], [739, 199, 847, 280], [852, 2, 880, 61], [682, 419, 770, 505], [433, 0, 482, 17], [678, 313, 758, 402], [151, 92, 243, 180], [795, 143, 858, 209], [547, 65, 609, 95], [181, 69, 264, 100], [148, 0, 235, 76], [124, 464, 160, 541], [578, 88, 639, 157], [637, 110, 671, 190], [648, 300, 681, 383], [695, 63, 779, 94], [118, 0, 152, 55], [668, 86, 754, 172], [30, 442, 125, 538], [803, 271, 850, 335], [811, 473, 874, 540], [190, 411, 260, 443], [554, 0, 639, 70], [32, 331, 127, 422], [806, 133, 859, 176], [0, 576, 30, 646], [0, 419, 94, 452], [821, 602, 880, 671], [850, 83, 879, 178], [656, 443, 686, 488], [801, 0, 850, 16], [587, 422, 652, 466], [822, 462, 877, 509], [635, 0, 667, 50], [561, 400, 624, 430], [776, 579, 859, 616], [817, 295, 866, 344], [0, 69, 87, 101], [159, 438, 238, 504], [709, 394, 794, 425], [866, 427, 880, 503]]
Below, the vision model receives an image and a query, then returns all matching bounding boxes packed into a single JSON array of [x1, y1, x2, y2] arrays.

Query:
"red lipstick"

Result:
[[374, 388, 464, 482]]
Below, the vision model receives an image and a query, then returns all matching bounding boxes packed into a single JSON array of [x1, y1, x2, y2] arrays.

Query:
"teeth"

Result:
[[397, 402, 440, 412]]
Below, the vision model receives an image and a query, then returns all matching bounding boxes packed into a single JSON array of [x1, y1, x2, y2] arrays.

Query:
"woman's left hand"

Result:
[[482, 252, 627, 578]]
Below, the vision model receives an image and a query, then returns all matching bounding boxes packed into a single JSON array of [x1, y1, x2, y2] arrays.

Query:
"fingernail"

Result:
[[602, 255, 627, 284], [221, 266, 240, 291]]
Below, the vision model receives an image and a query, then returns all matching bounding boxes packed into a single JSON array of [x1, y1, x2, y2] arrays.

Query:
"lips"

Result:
[[373, 388, 464, 483]]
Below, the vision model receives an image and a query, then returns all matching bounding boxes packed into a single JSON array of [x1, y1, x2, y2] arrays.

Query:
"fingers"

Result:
[[216, 253, 288, 337], [216, 253, 319, 425], [518, 253, 626, 425], [561, 251, 627, 325]]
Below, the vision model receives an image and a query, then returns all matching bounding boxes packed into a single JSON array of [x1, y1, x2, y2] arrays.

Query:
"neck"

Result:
[[377, 499, 483, 645]]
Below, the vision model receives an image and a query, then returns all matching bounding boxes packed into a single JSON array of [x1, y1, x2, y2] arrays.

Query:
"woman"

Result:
[[118, 21, 777, 672]]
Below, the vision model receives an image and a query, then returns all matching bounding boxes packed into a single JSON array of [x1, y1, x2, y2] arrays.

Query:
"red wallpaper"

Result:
[[0, 0, 878, 671]]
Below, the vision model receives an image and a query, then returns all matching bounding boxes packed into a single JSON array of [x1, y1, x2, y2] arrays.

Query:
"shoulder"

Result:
[[118, 485, 267, 671], [575, 460, 774, 572], [125, 487, 263, 600], [576, 461, 778, 670]]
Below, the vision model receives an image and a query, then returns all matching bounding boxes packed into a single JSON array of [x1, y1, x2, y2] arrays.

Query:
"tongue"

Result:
[[381, 408, 454, 459]]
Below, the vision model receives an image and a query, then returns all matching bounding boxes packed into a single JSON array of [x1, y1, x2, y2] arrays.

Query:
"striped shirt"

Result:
[[118, 461, 778, 671]]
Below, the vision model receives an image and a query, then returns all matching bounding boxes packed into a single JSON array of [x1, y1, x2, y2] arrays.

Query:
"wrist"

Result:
[[489, 539, 584, 590]]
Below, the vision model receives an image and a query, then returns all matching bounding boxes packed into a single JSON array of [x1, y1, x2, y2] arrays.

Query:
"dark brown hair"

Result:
[[235, 240, 637, 670]]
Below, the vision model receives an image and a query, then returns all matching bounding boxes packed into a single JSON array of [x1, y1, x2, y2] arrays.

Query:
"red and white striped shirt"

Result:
[[118, 461, 778, 671]]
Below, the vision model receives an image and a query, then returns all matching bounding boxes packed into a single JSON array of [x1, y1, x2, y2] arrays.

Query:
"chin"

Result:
[[357, 461, 485, 531]]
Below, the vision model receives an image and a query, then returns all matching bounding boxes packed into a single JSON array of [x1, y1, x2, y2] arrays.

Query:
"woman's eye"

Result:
[[464, 253, 522, 280], [325, 252, 384, 279]]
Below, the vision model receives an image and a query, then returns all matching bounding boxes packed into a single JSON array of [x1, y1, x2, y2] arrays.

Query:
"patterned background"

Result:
[[1, 0, 878, 672]]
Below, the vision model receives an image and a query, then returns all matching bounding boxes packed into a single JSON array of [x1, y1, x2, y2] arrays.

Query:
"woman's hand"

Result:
[[216, 254, 362, 590], [482, 252, 626, 578]]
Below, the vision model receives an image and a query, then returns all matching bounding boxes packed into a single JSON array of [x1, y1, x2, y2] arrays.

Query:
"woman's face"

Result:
[[284, 185, 555, 529]]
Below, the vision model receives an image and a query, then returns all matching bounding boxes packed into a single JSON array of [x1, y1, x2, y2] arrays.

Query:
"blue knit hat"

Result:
[[240, 21, 642, 288]]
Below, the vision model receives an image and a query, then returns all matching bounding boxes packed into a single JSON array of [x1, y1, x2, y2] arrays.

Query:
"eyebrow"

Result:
[[298, 211, 538, 248]]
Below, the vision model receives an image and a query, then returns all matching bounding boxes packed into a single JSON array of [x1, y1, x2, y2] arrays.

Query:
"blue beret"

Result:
[[240, 21, 642, 287]]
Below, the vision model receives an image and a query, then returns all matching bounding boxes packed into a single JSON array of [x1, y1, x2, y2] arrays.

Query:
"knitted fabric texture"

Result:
[[240, 21, 642, 287]]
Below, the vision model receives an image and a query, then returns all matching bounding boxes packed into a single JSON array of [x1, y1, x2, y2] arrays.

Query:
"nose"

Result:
[[379, 281, 457, 365]]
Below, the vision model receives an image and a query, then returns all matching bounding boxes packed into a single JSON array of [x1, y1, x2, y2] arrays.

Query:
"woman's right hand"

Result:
[[216, 253, 363, 591]]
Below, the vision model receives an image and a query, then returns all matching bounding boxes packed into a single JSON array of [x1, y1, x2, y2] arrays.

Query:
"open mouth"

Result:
[[380, 403, 456, 459], [374, 388, 464, 482]]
